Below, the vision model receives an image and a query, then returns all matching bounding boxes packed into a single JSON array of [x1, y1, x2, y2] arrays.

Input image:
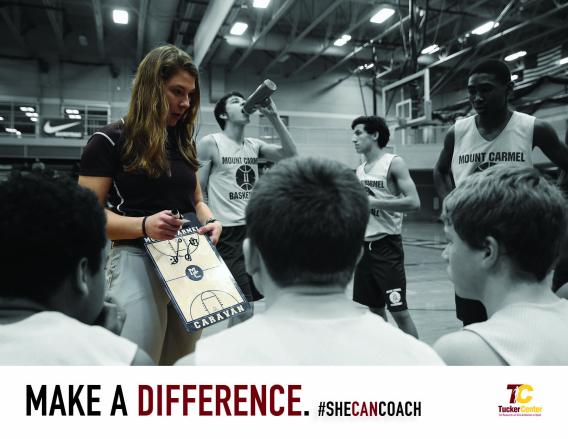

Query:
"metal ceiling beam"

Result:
[[427, 26, 564, 105], [174, 1, 198, 47], [0, 7, 31, 54], [226, 32, 364, 56], [358, 0, 543, 88], [422, 0, 491, 43], [329, 0, 491, 88], [230, 0, 297, 72], [136, 0, 149, 62], [368, 0, 489, 80], [513, 13, 566, 30], [322, 5, 336, 42], [260, 0, 343, 75], [293, 7, 381, 76], [409, 0, 417, 72], [323, 15, 411, 77], [253, 2, 265, 39], [200, 37, 224, 66], [191, 0, 235, 67], [288, 3, 301, 40], [91, 0, 105, 59], [145, 0, 178, 52], [427, 2, 568, 91], [484, 27, 563, 65], [200, 3, 243, 67], [422, 7, 493, 20], [431, 0, 518, 93], [43, 0, 64, 54]]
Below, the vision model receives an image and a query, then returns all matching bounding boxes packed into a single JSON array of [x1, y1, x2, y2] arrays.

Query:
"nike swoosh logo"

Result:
[[43, 121, 81, 134]]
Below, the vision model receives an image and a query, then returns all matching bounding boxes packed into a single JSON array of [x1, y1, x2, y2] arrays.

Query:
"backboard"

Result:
[[382, 68, 432, 129]]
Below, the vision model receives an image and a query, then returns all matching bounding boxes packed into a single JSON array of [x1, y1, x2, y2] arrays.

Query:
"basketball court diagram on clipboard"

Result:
[[144, 212, 251, 332]]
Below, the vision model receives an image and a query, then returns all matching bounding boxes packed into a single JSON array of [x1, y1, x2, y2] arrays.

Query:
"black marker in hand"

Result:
[[172, 208, 191, 225]]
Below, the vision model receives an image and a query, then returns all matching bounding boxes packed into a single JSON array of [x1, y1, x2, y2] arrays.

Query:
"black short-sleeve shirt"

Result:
[[80, 121, 197, 217]]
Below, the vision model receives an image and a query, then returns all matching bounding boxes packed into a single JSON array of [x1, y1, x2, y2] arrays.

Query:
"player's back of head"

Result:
[[246, 157, 369, 287], [0, 172, 107, 303], [442, 165, 567, 281]]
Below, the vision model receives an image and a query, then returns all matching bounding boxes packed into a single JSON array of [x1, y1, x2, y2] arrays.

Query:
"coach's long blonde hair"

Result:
[[123, 45, 200, 177]]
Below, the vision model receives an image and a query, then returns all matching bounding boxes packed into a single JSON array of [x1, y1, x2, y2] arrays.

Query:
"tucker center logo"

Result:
[[498, 384, 542, 416]]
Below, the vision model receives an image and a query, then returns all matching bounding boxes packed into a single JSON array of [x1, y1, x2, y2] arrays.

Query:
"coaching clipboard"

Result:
[[143, 212, 251, 332]]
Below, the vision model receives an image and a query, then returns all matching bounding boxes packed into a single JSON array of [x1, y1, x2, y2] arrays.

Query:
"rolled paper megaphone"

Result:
[[242, 79, 277, 115]]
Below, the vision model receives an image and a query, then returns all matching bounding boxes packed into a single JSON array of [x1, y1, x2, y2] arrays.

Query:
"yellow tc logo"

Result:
[[507, 384, 533, 404]]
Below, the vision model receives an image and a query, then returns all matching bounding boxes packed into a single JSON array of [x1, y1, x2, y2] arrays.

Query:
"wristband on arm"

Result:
[[142, 216, 148, 237]]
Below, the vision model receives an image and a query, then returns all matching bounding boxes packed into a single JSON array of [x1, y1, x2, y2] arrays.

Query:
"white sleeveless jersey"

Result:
[[464, 299, 568, 365], [452, 111, 534, 187], [207, 133, 262, 226], [0, 311, 138, 365], [356, 153, 403, 240]]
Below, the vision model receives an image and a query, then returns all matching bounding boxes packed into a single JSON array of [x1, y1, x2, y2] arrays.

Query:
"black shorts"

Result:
[[353, 235, 408, 312], [216, 224, 263, 302]]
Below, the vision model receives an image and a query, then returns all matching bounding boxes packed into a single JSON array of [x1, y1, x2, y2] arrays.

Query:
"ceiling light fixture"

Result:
[[370, 7, 395, 24], [471, 21, 499, 35], [112, 9, 129, 25], [421, 44, 440, 55], [357, 63, 374, 71], [253, 0, 271, 8], [511, 74, 519, 81], [504, 50, 527, 62], [230, 22, 248, 36], [559, 57, 568, 65], [333, 34, 352, 47]]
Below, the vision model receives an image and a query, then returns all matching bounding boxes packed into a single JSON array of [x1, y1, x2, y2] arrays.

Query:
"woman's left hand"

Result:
[[198, 220, 222, 245]]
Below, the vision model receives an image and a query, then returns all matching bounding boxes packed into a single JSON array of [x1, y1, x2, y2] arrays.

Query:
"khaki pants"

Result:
[[106, 244, 201, 365]]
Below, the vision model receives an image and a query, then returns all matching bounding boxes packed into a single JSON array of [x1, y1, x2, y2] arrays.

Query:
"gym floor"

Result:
[[397, 221, 460, 345], [344, 220, 460, 346]]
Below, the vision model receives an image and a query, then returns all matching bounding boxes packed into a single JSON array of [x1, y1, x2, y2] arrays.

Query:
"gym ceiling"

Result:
[[0, 0, 566, 94]]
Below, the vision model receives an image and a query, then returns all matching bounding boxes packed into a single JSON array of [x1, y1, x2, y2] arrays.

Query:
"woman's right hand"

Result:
[[144, 210, 183, 240]]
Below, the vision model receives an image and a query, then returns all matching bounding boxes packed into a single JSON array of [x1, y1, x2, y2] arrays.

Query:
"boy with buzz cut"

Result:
[[0, 172, 153, 365], [177, 157, 443, 365], [351, 115, 420, 338], [198, 92, 297, 324], [434, 58, 568, 326], [434, 165, 568, 365]]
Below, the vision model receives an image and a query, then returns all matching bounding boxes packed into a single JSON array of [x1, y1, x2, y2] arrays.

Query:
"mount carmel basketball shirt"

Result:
[[452, 111, 534, 187], [207, 132, 262, 226], [356, 153, 403, 241]]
